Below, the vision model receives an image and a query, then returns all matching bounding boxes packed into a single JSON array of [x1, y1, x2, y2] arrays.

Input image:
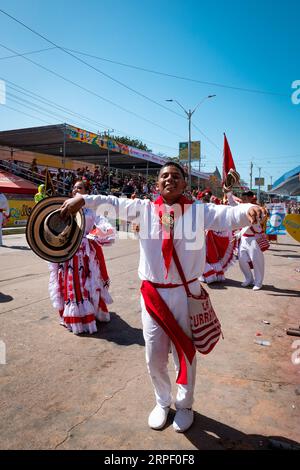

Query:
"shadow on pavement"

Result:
[[181, 412, 300, 450], [275, 243, 299, 247], [87, 311, 145, 346], [0, 292, 13, 303], [272, 254, 300, 259], [263, 284, 300, 297], [207, 279, 300, 297], [268, 248, 297, 253]]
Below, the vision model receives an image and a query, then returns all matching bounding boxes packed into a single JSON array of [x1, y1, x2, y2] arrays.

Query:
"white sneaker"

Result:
[[148, 405, 170, 430], [253, 285, 262, 291], [241, 280, 253, 287], [173, 408, 194, 433]]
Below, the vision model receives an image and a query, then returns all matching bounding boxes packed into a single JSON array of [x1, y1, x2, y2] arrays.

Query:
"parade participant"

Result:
[[200, 194, 238, 284], [236, 191, 266, 291], [0, 191, 9, 246], [34, 184, 47, 204], [49, 179, 115, 334], [60, 162, 266, 432]]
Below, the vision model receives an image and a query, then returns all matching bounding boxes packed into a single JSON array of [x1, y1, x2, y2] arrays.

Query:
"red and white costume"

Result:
[[238, 223, 265, 288], [49, 209, 115, 334], [201, 194, 238, 284], [83, 194, 252, 409], [200, 229, 238, 283]]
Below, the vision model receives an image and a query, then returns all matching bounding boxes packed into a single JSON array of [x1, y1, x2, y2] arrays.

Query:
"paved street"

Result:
[[0, 233, 299, 450]]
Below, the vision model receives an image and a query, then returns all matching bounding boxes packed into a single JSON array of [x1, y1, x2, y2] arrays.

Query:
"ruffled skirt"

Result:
[[49, 238, 112, 334]]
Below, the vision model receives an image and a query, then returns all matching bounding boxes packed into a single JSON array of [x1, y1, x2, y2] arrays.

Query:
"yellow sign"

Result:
[[179, 141, 200, 162], [6, 199, 35, 227], [283, 214, 300, 243]]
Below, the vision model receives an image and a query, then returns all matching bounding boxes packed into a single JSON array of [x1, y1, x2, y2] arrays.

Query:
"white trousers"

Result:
[[141, 281, 199, 409], [239, 237, 265, 287]]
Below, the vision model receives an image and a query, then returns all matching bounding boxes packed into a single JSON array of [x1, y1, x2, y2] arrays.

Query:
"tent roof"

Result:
[[0, 123, 209, 180], [269, 166, 300, 196], [0, 169, 37, 194]]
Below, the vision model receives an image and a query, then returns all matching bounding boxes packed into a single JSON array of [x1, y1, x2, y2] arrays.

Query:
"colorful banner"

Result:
[[66, 125, 169, 166], [266, 203, 287, 235], [6, 198, 35, 227], [66, 125, 208, 179]]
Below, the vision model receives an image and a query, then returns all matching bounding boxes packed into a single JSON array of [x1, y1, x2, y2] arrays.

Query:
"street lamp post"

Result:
[[166, 95, 216, 190]]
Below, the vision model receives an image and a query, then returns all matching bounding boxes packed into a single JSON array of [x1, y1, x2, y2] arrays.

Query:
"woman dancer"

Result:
[[49, 179, 115, 334]]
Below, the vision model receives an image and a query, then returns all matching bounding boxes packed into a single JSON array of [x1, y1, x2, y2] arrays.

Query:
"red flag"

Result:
[[222, 133, 236, 184]]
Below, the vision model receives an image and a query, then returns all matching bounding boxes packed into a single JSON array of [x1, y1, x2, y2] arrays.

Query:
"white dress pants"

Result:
[[141, 282, 198, 409], [239, 237, 264, 287]]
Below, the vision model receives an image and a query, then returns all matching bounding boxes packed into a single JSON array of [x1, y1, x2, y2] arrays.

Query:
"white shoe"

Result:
[[173, 408, 194, 433], [253, 285, 262, 291], [97, 311, 110, 322], [148, 405, 170, 430], [241, 280, 253, 287]]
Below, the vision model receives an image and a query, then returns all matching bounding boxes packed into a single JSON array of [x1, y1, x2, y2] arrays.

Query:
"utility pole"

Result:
[[257, 167, 261, 203], [250, 161, 253, 190], [166, 95, 216, 191]]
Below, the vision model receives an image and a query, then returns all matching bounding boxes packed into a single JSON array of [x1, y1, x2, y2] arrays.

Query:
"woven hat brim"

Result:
[[26, 196, 85, 263]]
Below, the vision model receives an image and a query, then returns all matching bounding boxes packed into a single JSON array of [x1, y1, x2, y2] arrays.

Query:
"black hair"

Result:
[[158, 161, 186, 179], [241, 190, 254, 197]]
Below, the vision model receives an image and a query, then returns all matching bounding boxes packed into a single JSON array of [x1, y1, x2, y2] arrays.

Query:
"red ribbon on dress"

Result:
[[141, 280, 196, 385]]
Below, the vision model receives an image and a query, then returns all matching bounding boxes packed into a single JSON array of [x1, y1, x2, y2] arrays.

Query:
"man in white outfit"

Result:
[[60, 163, 266, 433], [238, 191, 265, 291], [0, 191, 9, 246]]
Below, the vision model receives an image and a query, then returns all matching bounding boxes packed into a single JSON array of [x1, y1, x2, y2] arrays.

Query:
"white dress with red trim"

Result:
[[200, 229, 238, 284], [48, 209, 115, 334]]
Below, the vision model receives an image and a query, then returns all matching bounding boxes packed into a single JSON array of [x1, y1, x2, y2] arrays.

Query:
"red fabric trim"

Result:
[[243, 233, 255, 237], [141, 280, 195, 385], [72, 254, 83, 303], [64, 261, 69, 303], [89, 239, 109, 283], [64, 314, 96, 324], [206, 231, 229, 264], [99, 297, 108, 313]]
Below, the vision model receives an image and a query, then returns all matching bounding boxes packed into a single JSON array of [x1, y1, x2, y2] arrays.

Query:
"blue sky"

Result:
[[0, 0, 299, 189]]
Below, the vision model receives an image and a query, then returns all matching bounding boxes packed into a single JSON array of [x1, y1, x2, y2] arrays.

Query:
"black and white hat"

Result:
[[26, 196, 85, 262]]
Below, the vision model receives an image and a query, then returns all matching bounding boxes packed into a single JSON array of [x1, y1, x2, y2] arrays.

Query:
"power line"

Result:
[[0, 46, 56, 59], [3, 104, 53, 125], [0, 9, 184, 119], [4, 79, 179, 152], [0, 42, 288, 98], [0, 42, 184, 140], [65, 47, 288, 98], [0, 10, 232, 158]]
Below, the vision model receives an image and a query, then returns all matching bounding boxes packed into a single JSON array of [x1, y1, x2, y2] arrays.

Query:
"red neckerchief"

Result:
[[154, 195, 193, 278]]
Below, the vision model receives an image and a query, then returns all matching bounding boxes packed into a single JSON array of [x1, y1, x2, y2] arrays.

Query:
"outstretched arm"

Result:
[[204, 203, 267, 232]]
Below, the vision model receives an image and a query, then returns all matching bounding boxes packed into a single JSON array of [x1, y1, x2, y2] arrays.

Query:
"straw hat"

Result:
[[223, 169, 240, 191], [26, 196, 85, 262]]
